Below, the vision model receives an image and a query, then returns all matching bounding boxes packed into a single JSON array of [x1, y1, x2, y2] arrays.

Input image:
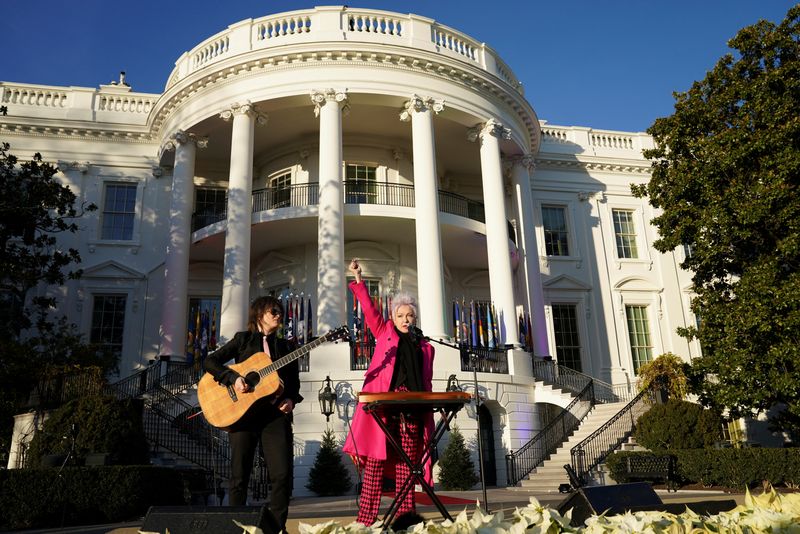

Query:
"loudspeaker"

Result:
[[558, 482, 662, 526], [141, 505, 280, 534]]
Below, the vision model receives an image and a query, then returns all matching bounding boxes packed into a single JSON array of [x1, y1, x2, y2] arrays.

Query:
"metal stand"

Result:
[[422, 336, 490, 511]]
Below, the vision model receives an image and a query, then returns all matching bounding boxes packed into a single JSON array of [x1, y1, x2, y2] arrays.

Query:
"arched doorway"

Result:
[[478, 405, 497, 486]]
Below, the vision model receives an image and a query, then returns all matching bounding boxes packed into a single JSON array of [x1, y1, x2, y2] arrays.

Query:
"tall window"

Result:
[[345, 163, 377, 204], [269, 172, 292, 208], [625, 304, 653, 373], [613, 209, 638, 259], [542, 206, 570, 256], [194, 188, 227, 229], [552, 304, 582, 371], [101, 184, 136, 240], [90, 294, 126, 358]]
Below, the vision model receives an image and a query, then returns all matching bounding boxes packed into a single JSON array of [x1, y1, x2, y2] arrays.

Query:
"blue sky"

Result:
[[2, 1, 795, 132]]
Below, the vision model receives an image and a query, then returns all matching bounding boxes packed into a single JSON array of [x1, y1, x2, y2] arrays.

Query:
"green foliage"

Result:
[[305, 428, 353, 496], [0, 466, 186, 531], [631, 5, 800, 438], [637, 352, 690, 400], [634, 400, 723, 450], [607, 449, 800, 489], [437, 425, 478, 490], [27, 394, 149, 467]]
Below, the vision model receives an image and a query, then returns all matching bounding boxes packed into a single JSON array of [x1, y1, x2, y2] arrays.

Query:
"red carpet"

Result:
[[383, 492, 476, 506]]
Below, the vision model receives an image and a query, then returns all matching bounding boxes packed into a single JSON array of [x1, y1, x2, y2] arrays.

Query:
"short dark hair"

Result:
[[247, 295, 283, 333]]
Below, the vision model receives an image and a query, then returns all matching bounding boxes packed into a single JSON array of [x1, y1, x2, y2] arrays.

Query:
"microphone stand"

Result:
[[413, 331, 489, 512]]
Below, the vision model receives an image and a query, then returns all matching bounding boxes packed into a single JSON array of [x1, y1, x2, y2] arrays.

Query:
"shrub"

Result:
[[607, 449, 800, 489], [634, 399, 722, 450], [27, 394, 149, 466], [306, 428, 353, 496], [0, 466, 186, 530], [437, 425, 478, 490], [637, 352, 689, 400]]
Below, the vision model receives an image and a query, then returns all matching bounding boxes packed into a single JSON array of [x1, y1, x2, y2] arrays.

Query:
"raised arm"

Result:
[[348, 258, 386, 336]]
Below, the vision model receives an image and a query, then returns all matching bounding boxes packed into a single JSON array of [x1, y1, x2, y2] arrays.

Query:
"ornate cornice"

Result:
[[310, 89, 350, 117], [0, 122, 153, 144], [398, 94, 445, 122], [534, 156, 652, 175], [150, 48, 538, 149]]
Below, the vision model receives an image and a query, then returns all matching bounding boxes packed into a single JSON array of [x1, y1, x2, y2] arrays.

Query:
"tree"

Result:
[[437, 425, 478, 490], [0, 113, 112, 456], [634, 400, 723, 450], [305, 428, 353, 496], [632, 6, 800, 438], [637, 353, 689, 401]]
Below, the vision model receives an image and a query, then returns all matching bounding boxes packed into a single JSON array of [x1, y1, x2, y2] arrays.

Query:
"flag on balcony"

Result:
[[186, 305, 196, 362], [298, 295, 305, 345], [306, 297, 312, 340], [486, 303, 496, 349], [470, 300, 478, 347], [209, 305, 217, 351], [526, 313, 533, 353], [452, 300, 460, 343], [286, 296, 295, 342]]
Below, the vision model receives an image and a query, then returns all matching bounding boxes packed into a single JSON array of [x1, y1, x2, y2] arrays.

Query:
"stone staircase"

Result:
[[519, 401, 629, 492]]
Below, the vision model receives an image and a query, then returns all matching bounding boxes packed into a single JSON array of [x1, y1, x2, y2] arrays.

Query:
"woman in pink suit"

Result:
[[343, 259, 435, 526]]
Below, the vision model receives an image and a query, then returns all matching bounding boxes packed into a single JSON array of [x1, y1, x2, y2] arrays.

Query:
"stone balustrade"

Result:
[[165, 6, 523, 93], [0, 82, 157, 124], [540, 124, 655, 156]]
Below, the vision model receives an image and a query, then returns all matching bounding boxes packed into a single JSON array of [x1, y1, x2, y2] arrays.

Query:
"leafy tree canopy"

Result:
[[632, 6, 800, 436]]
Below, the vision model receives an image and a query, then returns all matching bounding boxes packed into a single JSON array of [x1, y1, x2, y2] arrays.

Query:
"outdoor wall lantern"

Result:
[[318, 375, 337, 421], [446, 374, 462, 392]]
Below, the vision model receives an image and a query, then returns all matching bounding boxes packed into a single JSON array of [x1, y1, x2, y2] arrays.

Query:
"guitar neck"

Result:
[[259, 335, 329, 377]]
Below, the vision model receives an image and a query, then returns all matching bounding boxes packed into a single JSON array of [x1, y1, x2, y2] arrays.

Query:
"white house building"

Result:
[[1, 6, 700, 493]]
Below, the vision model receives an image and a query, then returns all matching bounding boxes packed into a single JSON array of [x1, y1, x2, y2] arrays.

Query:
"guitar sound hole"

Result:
[[245, 372, 261, 388]]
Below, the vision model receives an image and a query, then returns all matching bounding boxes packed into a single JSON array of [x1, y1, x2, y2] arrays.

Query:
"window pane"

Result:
[[345, 164, 378, 204], [101, 184, 136, 240], [542, 206, 570, 256], [90, 295, 126, 358], [613, 209, 639, 259], [552, 304, 581, 371], [625, 305, 652, 373]]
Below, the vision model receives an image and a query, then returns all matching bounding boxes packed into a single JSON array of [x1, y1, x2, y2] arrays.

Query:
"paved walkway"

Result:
[[14, 486, 744, 534]]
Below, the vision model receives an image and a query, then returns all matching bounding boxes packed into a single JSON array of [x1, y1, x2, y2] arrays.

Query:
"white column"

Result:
[[311, 89, 348, 334], [509, 155, 550, 357], [159, 130, 206, 359], [219, 102, 267, 342], [468, 120, 519, 344], [400, 95, 448, 339]]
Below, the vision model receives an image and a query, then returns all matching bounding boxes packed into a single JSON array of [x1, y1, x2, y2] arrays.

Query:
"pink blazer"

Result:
[[342, 281, 435, 483]]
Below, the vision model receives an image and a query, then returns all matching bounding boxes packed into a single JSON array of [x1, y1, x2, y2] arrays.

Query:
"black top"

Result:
[[203, 330, 304, 430], [390, 330, 424, 392]]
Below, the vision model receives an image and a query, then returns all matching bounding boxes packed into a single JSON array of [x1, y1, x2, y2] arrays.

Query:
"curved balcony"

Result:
[[191, 181, 511, 239]]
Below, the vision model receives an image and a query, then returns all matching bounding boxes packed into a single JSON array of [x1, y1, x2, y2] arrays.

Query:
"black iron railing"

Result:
[[439, 191, 485, 222], [460, 345, 509, 374], [344, 181, 415, 207], [570, 387, 653, 485], [192, 209, 227, 232], [531, 358, 636, 404], [253, 183, 319, 212], [506, 380, 595, 486]]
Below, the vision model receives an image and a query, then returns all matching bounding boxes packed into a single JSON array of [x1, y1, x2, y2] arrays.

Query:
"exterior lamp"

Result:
[[318, 376, 337, 421], [446, 374, 461, 392]]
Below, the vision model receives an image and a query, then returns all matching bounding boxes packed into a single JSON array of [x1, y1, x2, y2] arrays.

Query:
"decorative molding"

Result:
[[59, 161, 91, 174], [0, 122, 152, 143], [466, 119, 511, 143], [151, 166, 164, 178], [219, 101, 268, 125], [398, 94, 444, 122], [160, 129, 209, 156], [310, 89, 349, 118], [535, 157, 651, 176]]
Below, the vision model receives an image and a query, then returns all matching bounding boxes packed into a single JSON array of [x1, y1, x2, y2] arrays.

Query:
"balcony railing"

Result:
[[192, 183, 500, 233], [460, 345, 509, 374]]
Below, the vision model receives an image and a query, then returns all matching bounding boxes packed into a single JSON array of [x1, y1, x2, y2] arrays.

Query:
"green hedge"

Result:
[[607, 449, 800, 489], [0, 466, 189, 531]]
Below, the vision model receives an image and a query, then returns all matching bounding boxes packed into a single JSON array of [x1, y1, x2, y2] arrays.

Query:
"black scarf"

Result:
[[390, 330, 424, 392]]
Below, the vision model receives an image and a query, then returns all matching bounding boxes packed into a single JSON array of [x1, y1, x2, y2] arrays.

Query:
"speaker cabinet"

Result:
[[141, 506, 279, 534], [558, 482, 662, 526]]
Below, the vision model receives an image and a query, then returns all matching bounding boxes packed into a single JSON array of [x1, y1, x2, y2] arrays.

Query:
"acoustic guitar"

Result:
[[197, 325, 350, 430]]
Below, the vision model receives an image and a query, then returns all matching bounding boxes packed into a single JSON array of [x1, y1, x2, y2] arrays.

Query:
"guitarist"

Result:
[[203, 295, 303, 531]]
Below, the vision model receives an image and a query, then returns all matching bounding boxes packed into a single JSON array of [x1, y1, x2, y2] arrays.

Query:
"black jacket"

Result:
[[203, 330, 304, 427]]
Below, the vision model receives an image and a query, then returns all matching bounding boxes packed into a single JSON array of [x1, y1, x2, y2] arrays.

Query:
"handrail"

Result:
[[505, 380, 595, 485], [531, 358, 636, 403], [343, 180, 414, 207], [570, 387, 653, 485]]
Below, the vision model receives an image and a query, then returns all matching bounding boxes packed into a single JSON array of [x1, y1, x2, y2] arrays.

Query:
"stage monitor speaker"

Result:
[[141, 505, 280, 534], [558, 482, 662, 526]]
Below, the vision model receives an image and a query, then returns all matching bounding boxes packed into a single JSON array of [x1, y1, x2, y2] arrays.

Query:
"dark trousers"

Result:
[[229, 415, 292, 529]]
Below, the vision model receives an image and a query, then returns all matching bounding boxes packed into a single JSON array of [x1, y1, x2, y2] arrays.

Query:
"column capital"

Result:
[[60, 161, 91, 173], [399, 94, 445, 122], [163, 130, 209, 152], [503, 153, 536, 174], [310, 89, 350, 117], [467, 119, 512, 143], [220, 101, 268, 125]]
